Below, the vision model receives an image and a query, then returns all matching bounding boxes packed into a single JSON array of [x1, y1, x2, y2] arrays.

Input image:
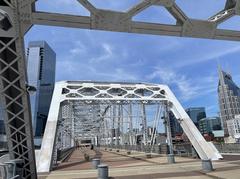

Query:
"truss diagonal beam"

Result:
[[77, 0, 97, 14], [126, 0, 153, 19], [225, 0, 236, 9], [166, 3, 188, 24], [208, 8, 235, 25]]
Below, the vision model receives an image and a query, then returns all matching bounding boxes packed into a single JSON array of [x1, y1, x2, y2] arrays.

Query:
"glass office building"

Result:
[[218, 68, 240, 137], [185, 107, 206, 128], [0, 100, 7, 149], [27, 41, 56, 138], [169, 111, 183, 137], [199, 117, 222, 134]]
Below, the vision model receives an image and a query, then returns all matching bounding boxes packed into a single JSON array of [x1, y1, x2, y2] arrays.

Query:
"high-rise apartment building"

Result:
[[185, 107, 206, 128], [27, 41, 56, 139], [218, 67, 240, 139]]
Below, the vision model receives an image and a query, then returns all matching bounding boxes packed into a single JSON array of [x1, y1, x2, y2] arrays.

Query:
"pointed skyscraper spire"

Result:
[[218, 63, 224, 86]]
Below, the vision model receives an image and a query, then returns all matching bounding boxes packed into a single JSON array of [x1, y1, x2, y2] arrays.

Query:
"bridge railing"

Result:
[[101, 144, 168, 154], [214, 143, 240, 153], [0, 154, 24, 179], [57, 147, 75, 163], [101, 144, 203, 158]]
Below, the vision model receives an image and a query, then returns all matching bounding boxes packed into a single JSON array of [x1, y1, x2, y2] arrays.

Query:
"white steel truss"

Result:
[[0, 0, 238, 178], [37, 81, 222, 173]]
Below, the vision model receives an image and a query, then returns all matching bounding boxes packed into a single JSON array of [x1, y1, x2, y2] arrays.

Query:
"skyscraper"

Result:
[[185, 107, 206, 128], [218, 67, 240, 139], [27, 41, 56, 139]]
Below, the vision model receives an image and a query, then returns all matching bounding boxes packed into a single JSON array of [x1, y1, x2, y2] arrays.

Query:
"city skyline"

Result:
[[25, 0, 240, 118]]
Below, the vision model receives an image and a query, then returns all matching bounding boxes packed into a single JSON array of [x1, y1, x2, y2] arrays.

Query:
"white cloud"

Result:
[[55, 0, 76, 5], [174, 45, 240, 68], [37, 0, 90, 15], [146, 68, 218, 102], [146, 68, 198, 101], [87, 66, 139, 81], [70, 41, 86, 55], [89, 43, 114, 63]]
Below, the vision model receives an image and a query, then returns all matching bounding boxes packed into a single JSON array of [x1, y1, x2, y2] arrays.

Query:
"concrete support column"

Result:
[[92, 158, 100, 169], [202, 159, 213, 172], [167, 154, 175, 164], [98, 164, 109, 179]]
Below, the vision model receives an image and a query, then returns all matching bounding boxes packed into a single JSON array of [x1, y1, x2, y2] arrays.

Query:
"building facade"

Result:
[[27, 41, 56, 139], [199, 117, 222, 134], [218, 68, 240, 138], [185, 107, 206, 128], [169, 111, 183, 137], [226, 115, 240, 141], [0, 100, 7, 149]]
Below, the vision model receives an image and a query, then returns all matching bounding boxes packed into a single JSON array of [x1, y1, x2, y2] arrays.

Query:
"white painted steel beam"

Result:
[[164, 86, 223, 160], [37, 82, 64, 173]]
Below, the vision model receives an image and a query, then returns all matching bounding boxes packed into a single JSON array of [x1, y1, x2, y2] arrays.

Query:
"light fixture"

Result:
[[0, 9, 12, 31], [26, 84, 37, 95]]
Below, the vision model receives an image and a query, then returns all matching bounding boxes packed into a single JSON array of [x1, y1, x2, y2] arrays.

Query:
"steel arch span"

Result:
[[0, 0, 237, 177], [37, 81, 222, 173]]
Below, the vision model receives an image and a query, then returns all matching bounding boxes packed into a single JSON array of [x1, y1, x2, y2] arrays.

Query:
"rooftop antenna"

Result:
[[226, 61, 232, 75], [217, 61, 226, 89], [217, 60, 222, 77]]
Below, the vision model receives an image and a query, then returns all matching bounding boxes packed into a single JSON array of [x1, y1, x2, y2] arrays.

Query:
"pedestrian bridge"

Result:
[[36, 81, 222, 173]]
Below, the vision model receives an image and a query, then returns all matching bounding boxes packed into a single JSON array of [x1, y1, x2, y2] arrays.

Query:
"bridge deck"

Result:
[[38, 147, 240, 179]]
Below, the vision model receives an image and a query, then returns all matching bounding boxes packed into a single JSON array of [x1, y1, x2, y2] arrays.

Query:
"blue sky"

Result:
[[25, 0, 240, 117]]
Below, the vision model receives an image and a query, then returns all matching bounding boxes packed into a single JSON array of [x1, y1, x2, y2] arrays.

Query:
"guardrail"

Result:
[[0, 150, 8, 157], [110, 143, 240, 156], [57, 147, 75, 163], [101, 144, 168, 154], [214, 143, 240, 153], [0, 154, 23, 179]]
